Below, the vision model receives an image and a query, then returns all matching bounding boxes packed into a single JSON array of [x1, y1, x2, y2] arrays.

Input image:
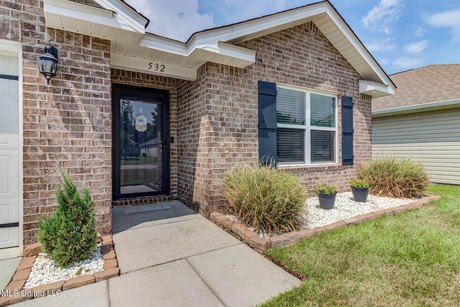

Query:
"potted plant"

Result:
[[314, 183, 337, 209], [349, 179, 369, 202]]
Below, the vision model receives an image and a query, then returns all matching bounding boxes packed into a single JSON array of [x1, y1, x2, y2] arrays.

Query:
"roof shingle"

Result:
[[373, 64, 460, 111]]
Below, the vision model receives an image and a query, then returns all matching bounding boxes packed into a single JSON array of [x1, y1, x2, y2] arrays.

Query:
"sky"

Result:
[[124, 0, 460, 74]]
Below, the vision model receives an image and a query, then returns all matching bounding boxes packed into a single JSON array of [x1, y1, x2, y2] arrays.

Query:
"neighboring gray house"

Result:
[[372, 64, 460, 185]]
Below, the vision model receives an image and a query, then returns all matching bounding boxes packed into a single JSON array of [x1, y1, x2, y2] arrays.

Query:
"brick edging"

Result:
[[210, 195, 441, 253], [0, 235, 120, 306]]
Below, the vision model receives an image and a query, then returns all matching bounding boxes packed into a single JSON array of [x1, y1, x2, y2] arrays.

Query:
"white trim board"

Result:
[[42, 0, 394, 93], [373, 98, 460, 118]]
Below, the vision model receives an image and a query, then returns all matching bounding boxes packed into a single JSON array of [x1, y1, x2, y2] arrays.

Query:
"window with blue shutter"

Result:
[[275, 86, 338, 165], [341, 96, 354, 165], [258, 81, 277, 165]]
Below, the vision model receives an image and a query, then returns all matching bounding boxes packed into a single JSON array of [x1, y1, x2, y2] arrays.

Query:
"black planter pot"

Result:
[[318, 193, 337, 209], [351, 187, 369, 202]]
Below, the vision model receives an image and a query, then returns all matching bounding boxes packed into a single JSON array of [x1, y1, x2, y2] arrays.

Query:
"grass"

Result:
[[121, 156, 159, 166], [264, 184, 460, 306]]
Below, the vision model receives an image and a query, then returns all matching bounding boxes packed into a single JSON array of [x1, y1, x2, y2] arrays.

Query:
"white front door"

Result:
[[0, 52, 20, 249]]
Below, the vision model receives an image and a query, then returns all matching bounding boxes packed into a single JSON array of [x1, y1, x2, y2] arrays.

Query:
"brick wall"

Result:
[[176, 66, 213, 212], [194, 22, 373, 213], [110, 69, 179, 206], [1, 0, 112, 244]]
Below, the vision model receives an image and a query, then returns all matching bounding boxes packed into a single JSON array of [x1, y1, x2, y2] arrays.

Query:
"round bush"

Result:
[[223, 164, 307, 234], [358, 158, 429, 198]]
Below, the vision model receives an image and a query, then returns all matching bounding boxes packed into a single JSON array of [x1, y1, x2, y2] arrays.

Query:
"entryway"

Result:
[[112, 84, 170, 200], [0, 50, 20, 253], [110, 201, 300, 306]]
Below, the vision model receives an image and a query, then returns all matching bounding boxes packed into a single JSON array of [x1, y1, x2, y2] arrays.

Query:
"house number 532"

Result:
[[148, 62, 166, 72]]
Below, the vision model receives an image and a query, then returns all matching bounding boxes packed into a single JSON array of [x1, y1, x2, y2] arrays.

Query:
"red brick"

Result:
[[0, 290, 33, 306], [93, 268, 120, 282], [12, 268, 31, 281], [23, 243, 41, 257], [17, 256, 36, 271], [103, 259, 118, 270], [32, 280, 65, 298], [63, 275, 95, 291], [103, 250, 116, 260]]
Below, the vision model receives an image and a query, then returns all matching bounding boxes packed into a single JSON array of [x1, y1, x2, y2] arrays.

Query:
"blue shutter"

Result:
[[258, 81, 277, 165], [342, 96, 354, 165]]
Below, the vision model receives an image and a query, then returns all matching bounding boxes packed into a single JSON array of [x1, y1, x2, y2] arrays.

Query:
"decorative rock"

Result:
[[304, 192, 414, 229], [93, 268, 120, 282], [24, 247, 104, 289], [63, 275, 95, 291], [103, 250, 116, 260], [23, 243, 41, 257], [12, 268, 31, 281], [103, 259, 117, 270], [31, 280, 65, 298], [17, 256, 36, 271]]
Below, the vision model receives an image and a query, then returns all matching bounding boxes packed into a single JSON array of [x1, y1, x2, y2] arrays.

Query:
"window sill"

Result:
[[277, 162, 340, 170]]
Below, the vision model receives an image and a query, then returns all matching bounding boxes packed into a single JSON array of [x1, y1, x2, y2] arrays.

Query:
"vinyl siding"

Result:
[[372, 108, 460, 185]]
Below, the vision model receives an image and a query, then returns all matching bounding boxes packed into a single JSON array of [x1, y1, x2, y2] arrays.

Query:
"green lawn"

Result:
[[265, 185, 460, 306]]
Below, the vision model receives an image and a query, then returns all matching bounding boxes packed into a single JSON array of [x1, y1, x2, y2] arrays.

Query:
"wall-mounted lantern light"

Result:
[[38, 40, 58, 84]]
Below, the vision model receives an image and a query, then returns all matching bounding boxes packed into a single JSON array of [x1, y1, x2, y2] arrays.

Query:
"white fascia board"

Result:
[[140, 37, 256, 67], [359, 80, 395, 98], [199, 42, 256, 67], [138, 4, 328, 65], [326, 8, 395, 88], [111, 53, 197, 80], [44, 0, 136, 33], [372, 98, 460, 117], [194, 4, 327, 45], [95, 0, 147, 34], [140, 36, 191, 56]]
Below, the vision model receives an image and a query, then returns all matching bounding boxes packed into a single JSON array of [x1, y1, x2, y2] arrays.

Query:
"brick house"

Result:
[[0, 0, 395, 257]]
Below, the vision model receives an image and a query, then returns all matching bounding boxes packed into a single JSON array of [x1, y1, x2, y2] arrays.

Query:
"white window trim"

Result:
[[276, 84, 339, 167]]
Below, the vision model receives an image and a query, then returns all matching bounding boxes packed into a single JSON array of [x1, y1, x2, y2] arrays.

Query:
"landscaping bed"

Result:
[[0, 235, 119, 306], [211, 194, 440, 253], [304, 192, 413, 229]]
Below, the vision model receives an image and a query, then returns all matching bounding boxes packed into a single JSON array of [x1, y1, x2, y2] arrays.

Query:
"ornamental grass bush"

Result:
[[358, 158, 429, 198], [38, 170, 97, 267], [223, 164, 307, 234]]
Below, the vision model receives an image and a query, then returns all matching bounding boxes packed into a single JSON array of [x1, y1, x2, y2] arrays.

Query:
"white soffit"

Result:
[[44, 0, 394, 89], [359, 80, 395, 98]]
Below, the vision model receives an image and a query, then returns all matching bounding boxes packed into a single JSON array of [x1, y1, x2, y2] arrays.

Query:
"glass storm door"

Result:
[[113, 85, 169, 199]]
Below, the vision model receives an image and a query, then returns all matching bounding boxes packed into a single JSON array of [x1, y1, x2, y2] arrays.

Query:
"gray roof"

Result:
[[373, 64, 460, 111]]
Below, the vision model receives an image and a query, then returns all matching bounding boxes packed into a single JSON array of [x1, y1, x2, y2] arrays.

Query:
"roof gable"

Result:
[[44, 0, 394, 96]]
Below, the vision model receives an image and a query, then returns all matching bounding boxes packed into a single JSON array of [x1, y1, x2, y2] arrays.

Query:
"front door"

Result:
[[112, 85, 170, 200], [0, 52, 20, 249]]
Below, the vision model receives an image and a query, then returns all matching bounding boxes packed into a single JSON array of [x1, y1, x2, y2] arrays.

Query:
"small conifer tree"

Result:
[[38, 170, 97, 267]]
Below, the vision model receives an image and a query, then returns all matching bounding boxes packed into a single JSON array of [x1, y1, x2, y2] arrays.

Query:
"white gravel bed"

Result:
[[303, 192, 414, 229], [24, 247, 104, 289]]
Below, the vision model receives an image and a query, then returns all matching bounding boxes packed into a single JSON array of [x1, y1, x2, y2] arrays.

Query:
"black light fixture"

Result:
[[38, 40, 58, 84]]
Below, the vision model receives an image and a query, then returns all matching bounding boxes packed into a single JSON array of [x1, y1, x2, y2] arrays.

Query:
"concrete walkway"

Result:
[[0, 257, 20, 291], [15, 201, 300, 307]]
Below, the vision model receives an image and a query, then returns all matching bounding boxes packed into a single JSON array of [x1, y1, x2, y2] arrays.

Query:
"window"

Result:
[[276, 86, 337, 165]]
